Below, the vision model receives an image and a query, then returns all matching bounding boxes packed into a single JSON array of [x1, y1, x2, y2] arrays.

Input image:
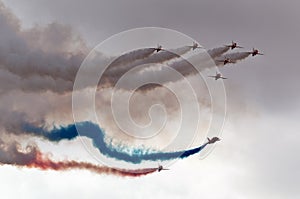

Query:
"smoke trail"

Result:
[[111, 46, 254, 91], [0, 140, 156, 177], [0, 1, 251, 95], [22, 121, 209, 164], [0, 69, 74, 94], [0, 0, 234, 95], [100, 46, 193, 88], [207, 46, 231, 58], [107, 46, 192, 73], [28, 151, 157, 177], [98, 44, 246, 91], [106, 48, 156, 73], [130, 46, 193, 69], [99, 45, 227, 88], [215, 52, 252, 66]]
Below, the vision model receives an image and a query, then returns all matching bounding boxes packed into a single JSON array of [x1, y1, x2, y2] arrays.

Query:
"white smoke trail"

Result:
[[215, 52, 252, 66], [207, 46, 231, 58], [105, 47, 253, 92], [104, 46, 193, 78]]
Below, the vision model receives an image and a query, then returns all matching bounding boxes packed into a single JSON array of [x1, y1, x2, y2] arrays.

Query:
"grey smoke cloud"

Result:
[[0, 1, 249, 95], [0, 139, 37, 165], [0, 2, 87, 94]]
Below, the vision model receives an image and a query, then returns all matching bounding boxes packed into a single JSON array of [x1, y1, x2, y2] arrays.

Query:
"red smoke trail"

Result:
[[25, 151, 157, 177]]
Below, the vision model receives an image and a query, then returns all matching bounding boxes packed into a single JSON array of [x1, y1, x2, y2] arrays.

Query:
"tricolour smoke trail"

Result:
[[22, 121, 209, 164], [0, 139, 156, 177]]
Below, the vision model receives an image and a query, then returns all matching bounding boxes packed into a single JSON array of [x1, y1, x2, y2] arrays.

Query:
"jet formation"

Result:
[[151, 41, 263, 81], [148, 41, 262, 172], [207, 41, 262, 80]]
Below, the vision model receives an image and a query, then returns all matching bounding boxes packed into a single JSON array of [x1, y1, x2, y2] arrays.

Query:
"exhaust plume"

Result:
[[0, 140, 156, 177], [207, 46, 231, 58], [22, 121, 209, 164], [215, 52, 252, 66]]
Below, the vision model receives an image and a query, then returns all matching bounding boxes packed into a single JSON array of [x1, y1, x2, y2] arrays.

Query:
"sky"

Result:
[[0, 0, 300, 198]]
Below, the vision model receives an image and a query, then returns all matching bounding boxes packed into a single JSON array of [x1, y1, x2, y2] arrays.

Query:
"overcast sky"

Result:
[[1, 0, 300, 198]]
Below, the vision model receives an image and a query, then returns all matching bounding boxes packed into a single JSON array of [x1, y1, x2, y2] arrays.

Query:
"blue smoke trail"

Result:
[[22, 121, 208, 164]]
